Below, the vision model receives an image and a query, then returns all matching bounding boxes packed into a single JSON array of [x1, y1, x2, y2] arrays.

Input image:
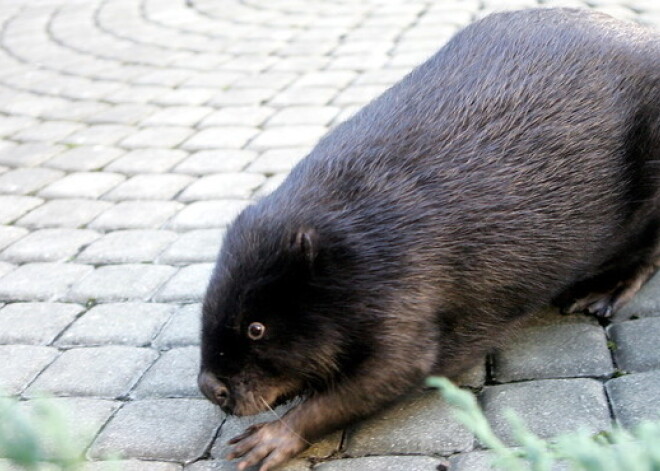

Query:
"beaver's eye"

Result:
[[247, 322, 266, 340]]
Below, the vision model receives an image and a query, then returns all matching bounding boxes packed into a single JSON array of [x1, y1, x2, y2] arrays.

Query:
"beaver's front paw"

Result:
[[226, 421, 308, 471]]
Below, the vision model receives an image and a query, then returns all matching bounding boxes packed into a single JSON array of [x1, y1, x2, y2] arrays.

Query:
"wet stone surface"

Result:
[[493, 320, 613, 382], [345, 390, 474, 456], [606, 370, 660, 428], [607, 317, 660, 373], [481, 378, 612, 446]]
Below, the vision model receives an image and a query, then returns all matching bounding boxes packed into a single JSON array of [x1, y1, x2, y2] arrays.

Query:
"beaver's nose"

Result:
[[198, 371, 231, 409]]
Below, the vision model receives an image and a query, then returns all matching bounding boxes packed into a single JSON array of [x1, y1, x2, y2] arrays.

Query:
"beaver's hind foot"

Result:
[[557, 262, 658, 319]]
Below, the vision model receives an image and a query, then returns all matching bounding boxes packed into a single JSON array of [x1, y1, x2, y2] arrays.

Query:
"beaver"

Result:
[[198, 7, 659, 471]]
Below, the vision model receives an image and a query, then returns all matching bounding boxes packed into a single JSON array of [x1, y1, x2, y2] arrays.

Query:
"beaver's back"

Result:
[[261, 8, 659, 304]]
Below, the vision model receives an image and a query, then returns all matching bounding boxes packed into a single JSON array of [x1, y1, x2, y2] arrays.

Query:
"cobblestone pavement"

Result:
[[0, 0, 659, 470]]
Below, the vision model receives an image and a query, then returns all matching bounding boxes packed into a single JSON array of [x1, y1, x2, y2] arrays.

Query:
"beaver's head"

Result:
[[198, 206, 362, 416]]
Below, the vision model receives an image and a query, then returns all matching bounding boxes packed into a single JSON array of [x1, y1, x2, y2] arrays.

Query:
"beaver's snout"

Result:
[[198, 371, 232, 412]]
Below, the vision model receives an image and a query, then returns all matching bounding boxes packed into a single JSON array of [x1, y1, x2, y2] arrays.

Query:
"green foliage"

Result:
[[427, 377, 660, 471], [0, 396, 85, 471]]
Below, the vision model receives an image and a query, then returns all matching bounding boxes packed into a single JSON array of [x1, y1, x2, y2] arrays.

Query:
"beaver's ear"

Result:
[[290, 227, 317, 268]]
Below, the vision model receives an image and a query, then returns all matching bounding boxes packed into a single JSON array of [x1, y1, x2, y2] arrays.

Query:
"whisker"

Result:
[[259, 396, 312, 446]]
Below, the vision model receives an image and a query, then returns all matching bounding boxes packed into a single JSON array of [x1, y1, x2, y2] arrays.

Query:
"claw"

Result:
[[228, 423, 264, 445], [586, 298, 614, 318], [227, 434, 259, 460]]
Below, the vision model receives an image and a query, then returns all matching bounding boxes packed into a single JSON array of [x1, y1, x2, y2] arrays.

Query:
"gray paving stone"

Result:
[[353, 69, 408, 86], [181, 71, 244, 89], [181, 127, 259, 150], [0, 345, 59, 395], [0, 302, 84, 345], [278, 42, 335, 57], [268, 87, 336, 107], [56, 303, 176, 348], [60, 81, 122, 102], [153, 303, 201, 349], [0, 116, 38, 138], [88, 104, 160, 125], [131, 346, 201, 398], [608, 317, 660, 373], [247, 149, 307, 174], [0, 168, 64, 195], [152, 88, 217, 107], [0, 262, 14, 278], [606, 370, 660, 428], [88, 201, 183, 230], [43, 101, 112, 122], [158, 229, 223, 265], [332, 85, 388, 106], [449, 450, 569, 471], [167, 200, 250, 230], [493, 322, 613, 382], [77, 230, 178, 264], [18, 398, 120, 459], [25, 346, 158, 398], [16, 199, 113, 229], [267, 106, 340, 126], [13, 121, 84, 143], [293, 71, 356, 88], [173, 150, 256, 174], [329, 54, 388, 71], [345, 390, 473, 456], [106, 86, 170, 105], [120, 126, 194, 149], [170, 54, 228, 72], [207, 88, 277, 107], [153, 263, 214, 302], [83, 461, 182, 471], [133, 69, 193, 87], [89, 399, 222, 461], [616, 271, 660, 319], [178, 173, 265, 201], [199, 107, 275, 128], [0, 143, 64, 167], [0, 225, 28, 250], [234, 72, 297, 90], [1, 229, 100, 263], [481, 379, 611, 446], [247, 126, 326, 150], [1, 94, 68, 118], [66, 264, 176, 303], [105, 149, 189, 174], [102, 174, 193, 201], [62, 125, 135, 146], [449, 451, 501, 471], [38, 172, 126, 199], [0, 263, 93, 302], [254, 174, 288, 198], [141, 106, 213, 127], [315, 456, 447, 471], [43, 146, 125, 172]]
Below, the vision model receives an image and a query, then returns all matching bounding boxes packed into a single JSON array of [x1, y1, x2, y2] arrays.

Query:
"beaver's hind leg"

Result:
[[555, 216, 660, 319], [556, 261, 658, 319]]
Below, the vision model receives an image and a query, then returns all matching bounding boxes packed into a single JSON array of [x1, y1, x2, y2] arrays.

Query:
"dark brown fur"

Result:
[[199, 8, 660, 470]]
